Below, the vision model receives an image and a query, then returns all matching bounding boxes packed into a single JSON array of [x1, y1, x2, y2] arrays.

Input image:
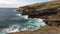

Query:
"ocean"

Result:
[[0, 8, 46, 34]]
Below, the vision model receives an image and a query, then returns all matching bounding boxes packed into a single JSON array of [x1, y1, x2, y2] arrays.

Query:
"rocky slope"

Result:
[[17, 1, 60, 26]]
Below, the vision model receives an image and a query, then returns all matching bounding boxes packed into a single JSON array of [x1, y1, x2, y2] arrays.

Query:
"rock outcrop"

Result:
[[17, 1, 60, 26]]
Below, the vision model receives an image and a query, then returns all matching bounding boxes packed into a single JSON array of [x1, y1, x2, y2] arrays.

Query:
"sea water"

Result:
[[0, 8, 46, 34]]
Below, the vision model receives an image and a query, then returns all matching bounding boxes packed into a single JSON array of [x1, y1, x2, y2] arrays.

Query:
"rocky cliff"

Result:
[[17, 1, 60, 26]]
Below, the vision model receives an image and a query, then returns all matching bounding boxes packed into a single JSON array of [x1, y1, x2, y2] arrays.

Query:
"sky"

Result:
[[0, 0, 52, 8]]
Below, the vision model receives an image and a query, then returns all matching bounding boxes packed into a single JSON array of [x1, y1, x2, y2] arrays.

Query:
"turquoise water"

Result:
[[0, 8, 46, 34]]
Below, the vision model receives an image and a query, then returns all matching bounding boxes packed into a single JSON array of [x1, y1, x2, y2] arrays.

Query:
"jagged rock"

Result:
[[17, 1, 60, 26]]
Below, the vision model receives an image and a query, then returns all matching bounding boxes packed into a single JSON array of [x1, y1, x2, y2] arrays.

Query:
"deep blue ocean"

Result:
[[0, 8, 46, 34]]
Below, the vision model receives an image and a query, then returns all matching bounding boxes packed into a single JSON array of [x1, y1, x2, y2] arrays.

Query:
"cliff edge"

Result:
[[17, 1, 60, 26]]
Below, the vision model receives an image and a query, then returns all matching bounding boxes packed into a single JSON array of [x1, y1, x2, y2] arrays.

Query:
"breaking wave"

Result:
[[16, 14, 29, 19], [1, 17, 46, 34], [0, 8, 46, 34]]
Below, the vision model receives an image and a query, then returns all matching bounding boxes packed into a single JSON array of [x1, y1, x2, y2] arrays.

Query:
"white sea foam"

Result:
[[16, 14, 21, 16], [1, 15, 46, 34], [2, 25, 21, 33], [16, 14, 28, 19], [26, 18, 46, 31], [21, 15, 28, 19]]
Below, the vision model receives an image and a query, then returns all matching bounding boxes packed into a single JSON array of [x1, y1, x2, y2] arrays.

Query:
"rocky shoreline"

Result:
[[17, 1, 60, 26], [9, 0, 60, 34]]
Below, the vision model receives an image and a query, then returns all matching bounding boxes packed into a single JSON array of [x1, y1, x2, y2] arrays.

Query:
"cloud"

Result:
[[0, 0, 20, 7], [1, 0, 19, 4], [0, 0, 28, 7], [0, 0, 49, 8], [48, 0, 55, 1], [0, 0, 39, 8]]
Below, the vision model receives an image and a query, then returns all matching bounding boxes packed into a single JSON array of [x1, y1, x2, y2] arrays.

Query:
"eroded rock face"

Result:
[[17, 1, 60, 26]]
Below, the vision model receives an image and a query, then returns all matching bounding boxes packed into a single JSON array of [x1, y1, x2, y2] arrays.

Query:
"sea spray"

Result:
[[0, 13, 46, 34], [1, 18, 46, 34], [15, 14, 29, 19], [2, 25, 20, 33], [25, 18, 46, 31]]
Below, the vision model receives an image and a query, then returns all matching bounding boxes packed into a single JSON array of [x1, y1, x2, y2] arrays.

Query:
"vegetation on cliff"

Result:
[[17, 0, 60, 16], [17, 0, 60, 11]]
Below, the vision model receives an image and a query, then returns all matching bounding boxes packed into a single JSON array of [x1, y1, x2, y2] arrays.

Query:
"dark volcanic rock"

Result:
[[17, 1, 60, 26]]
